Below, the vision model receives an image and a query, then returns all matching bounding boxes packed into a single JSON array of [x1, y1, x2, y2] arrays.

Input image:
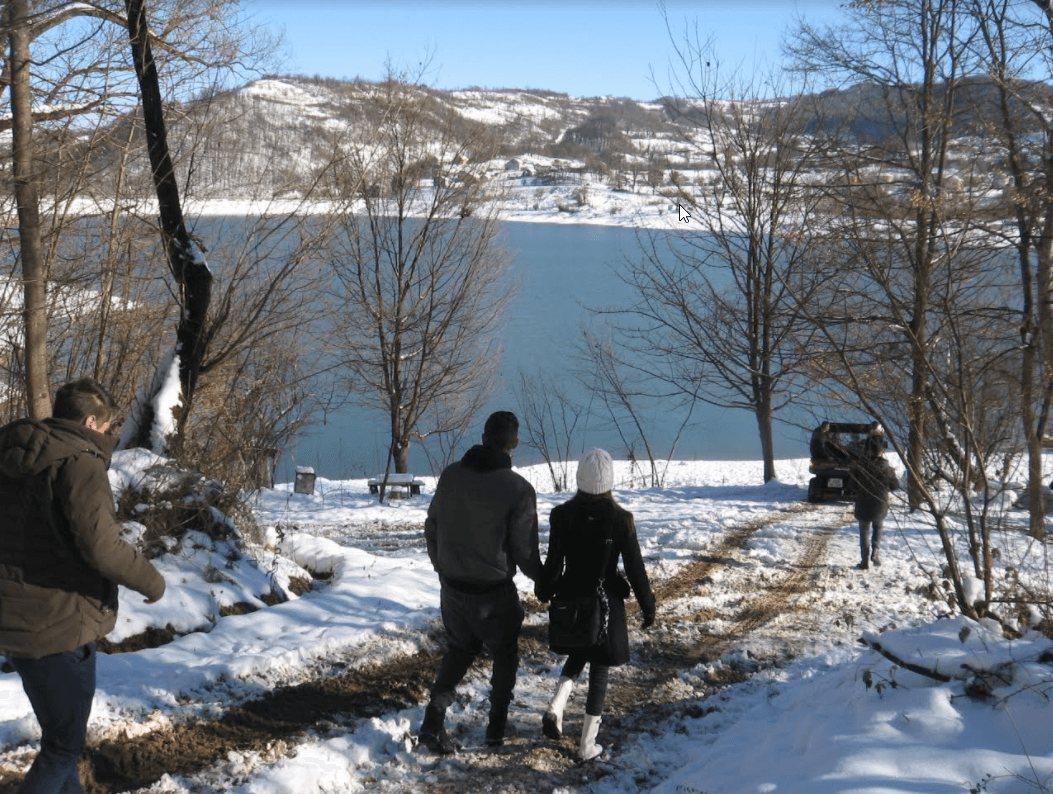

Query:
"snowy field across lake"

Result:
[[0, 454, 1050, 794]]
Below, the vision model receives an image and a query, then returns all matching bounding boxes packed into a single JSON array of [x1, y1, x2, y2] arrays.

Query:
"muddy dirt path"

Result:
[[427, 503, 852, 794], [1, 503, 855, 794]]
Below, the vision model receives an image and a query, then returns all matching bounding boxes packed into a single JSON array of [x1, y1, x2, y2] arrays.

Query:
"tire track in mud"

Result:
[[612, 505, 846, 708], [0, 503, 851, 794], [577, 505, 845, 733]]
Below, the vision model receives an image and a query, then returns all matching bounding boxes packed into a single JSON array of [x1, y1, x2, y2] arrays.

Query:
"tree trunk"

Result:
[[1024, 319, 1047, 541], [393, 441, 409, 475], [95, 111, 139, 380], [389, 396, 410, 474], [1034, 166, 1053, 539], [755, 399, 776, 483], [123, 0, 212, 441], [7, 0, 50, 419]]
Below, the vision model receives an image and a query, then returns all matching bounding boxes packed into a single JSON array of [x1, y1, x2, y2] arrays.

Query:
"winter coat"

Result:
[[0, 418, 166, 659], [853, 454, 900, 523], [536, 491, 656, 666], [425, 444, 542, 589], [810, 427, 831, 460]]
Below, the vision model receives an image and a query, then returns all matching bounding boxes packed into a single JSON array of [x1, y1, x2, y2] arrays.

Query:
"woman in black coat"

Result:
[[535, 448, 656, 761]]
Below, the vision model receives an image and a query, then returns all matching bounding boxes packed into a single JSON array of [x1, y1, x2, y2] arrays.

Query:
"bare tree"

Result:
[[788, 0, 990, 509], [326, 76, 513, 475], [577, 326, 691, 489], [0, 0, 311, 467], [6, 0, 52, 418], [964, 0, 1053, 539], [515, 366, 586, 492], [608, 19, 826, 483], [786, 0, 1031, 618], [121, 0, 211, 447]]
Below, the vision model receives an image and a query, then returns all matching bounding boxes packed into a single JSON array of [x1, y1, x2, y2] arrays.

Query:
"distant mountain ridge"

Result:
[[77, 73, 1053, 204], [157, 75, 692, 199]]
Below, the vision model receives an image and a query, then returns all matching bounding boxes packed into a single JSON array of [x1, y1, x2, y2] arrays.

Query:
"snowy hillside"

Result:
[[99, 75, 714, 227], [49, 73, 1046, 233]]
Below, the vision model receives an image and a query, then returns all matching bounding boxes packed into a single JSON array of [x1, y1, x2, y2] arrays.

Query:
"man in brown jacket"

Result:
[[0, 378, 166, 794]]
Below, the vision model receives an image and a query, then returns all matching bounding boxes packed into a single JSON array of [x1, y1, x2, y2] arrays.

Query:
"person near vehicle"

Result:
[[810, 421, 832, 460], [418, 410, 542, 754], [852, 433, 900, 570], [535, 448, 656, 761], [0, 378, 166, 794]]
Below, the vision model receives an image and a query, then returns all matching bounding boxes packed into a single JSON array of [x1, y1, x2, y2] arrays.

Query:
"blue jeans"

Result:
[[9, 644, 96, 794], [859, 519, 884, 565], [430, 581, 524, 712]]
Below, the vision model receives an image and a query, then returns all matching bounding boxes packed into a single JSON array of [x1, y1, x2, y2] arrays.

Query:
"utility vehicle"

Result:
[[806, 421, 884, 503]]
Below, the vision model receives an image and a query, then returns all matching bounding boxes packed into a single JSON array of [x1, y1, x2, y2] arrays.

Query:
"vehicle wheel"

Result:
[[807, 479, 823, 503]]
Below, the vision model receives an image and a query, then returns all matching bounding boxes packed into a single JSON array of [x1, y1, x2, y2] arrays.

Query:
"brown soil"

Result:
[[81, 653, 438, 794], [96, 626, 180, 655], [2, 502, 856, 794]]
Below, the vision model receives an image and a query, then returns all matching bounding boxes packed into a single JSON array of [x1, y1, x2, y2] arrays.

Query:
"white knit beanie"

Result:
[[577, 448, 614, 495]]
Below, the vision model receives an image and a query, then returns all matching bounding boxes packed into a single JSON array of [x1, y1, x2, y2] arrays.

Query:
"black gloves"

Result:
[[641, 611, 655, 630]]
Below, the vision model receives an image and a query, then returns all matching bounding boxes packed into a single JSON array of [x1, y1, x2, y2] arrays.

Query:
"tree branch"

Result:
[[859, 633, 952, 683]]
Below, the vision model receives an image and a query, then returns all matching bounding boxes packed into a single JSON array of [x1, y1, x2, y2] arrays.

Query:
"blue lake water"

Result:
[[277, 221, 807, 482]]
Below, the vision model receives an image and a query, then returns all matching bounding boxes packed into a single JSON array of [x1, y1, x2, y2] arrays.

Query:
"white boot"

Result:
[[542, 676, 574, 739], [579, 713, 603, 761]]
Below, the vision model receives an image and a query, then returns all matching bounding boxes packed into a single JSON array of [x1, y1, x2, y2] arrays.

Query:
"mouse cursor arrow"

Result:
[[677, 203, 691, 224]]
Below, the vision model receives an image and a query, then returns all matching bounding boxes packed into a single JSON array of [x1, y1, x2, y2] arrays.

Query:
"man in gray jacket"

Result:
[[418, 411, 542, 754], [852, 432, 900, 570], [0, 378, 166, 794]]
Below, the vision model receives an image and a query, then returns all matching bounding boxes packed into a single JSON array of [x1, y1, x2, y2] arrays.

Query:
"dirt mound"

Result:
[[96, 626, 180, 655], [82, 651, 439, 793]]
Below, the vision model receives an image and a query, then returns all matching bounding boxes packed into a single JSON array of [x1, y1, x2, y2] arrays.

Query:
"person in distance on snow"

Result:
[[852, 430, 900, 570], [535, 448, 656, 761], [0, 378, 166, 794], [418, 411, 542, 754]]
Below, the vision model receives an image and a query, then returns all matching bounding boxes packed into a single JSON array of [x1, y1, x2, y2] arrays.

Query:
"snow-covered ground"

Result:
[[0, 454, 1050, 794]]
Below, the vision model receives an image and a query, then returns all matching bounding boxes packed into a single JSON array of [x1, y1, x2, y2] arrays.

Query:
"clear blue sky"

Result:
[[250, 1, 846, 100]]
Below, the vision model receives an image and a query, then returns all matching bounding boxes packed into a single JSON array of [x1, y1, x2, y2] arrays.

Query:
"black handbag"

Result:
[[547, 532, 614, 650]]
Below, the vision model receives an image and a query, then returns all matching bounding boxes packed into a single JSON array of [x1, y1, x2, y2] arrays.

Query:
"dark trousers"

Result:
[[10, 644, 96, 794], [429, 581, 524, 712], [561, 654, 610, 716]]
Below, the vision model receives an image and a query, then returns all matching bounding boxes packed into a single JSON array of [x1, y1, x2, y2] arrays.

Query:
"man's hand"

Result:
[[143, 577, 166, 604], [641, 611, 656, 630]]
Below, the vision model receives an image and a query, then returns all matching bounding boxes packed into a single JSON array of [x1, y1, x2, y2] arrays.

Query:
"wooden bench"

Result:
[[368, 473, 425, 497]]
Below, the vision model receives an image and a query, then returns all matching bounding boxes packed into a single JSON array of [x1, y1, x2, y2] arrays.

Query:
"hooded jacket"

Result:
[[0, 418, 166, 658], [853, 454, 900, 524], [424, 444, 541, 588]]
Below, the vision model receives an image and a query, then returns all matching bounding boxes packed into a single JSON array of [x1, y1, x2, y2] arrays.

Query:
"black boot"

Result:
[[418, 704, 458, 755], [486, 699, 510, 747]]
